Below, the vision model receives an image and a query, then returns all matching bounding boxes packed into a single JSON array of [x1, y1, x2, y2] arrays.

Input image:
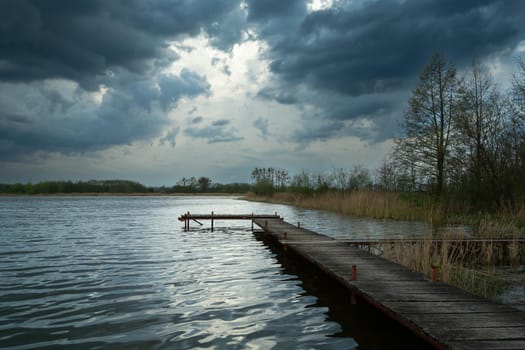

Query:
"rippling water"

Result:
[[0, 196, 431, 349]]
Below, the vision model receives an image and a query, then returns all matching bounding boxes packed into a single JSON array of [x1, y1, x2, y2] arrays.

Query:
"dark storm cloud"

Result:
[[184, 119, 243, 144], [292, 118, 345, 144], [0, 0, 238, 159], [0, 0, 244, 89], [249, 0, 525, 142], [295, 89, 407, 143], [257, 87, 297, 105], [265, 0, 525, 95], [245, 0, 307, 41], [3, 0, 525, 162], [159, 69, 210, 112], [246, 0, 305, 21], [0, 69, 210, 160]]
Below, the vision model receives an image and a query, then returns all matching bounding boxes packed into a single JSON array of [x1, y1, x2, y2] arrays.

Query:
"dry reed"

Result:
[[376, 233, 523, 301], [255, 191, 440, 222]]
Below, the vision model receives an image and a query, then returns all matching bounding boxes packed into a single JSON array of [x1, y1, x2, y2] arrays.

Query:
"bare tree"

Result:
[[394, 53, 459, 197], [455, 59, 508, 206], [332, 168, 349, 192], [198, 177, 211, 192], [348, 165, 372, 192]]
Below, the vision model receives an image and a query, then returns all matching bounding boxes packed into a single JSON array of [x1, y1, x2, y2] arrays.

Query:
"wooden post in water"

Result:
[[251, 213, 254, 231], [211, 211, 214, 232]]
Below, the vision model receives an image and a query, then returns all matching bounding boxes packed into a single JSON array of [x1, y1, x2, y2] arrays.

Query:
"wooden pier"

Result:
[[177, 212, 281, 231], [250, 218, 525, 350]]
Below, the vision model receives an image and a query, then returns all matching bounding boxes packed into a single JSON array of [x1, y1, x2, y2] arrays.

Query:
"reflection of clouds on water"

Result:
[[0, 196, 358, 349]]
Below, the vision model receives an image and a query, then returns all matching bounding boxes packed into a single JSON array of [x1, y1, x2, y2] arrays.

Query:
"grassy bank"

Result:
[[246, 190, 525, 234]]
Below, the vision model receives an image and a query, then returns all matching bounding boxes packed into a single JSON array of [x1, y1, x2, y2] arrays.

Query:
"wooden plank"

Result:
[[383, 300, 520, 314], [447, 340, 525, 350], [425, 326, 525, 341], [178, 213, 281, 221], [407, 312, 525, 328]]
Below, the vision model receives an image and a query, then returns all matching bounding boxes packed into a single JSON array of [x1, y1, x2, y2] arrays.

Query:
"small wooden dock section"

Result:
[[252, 218, 525, 350], [177, 212, 281, 231]]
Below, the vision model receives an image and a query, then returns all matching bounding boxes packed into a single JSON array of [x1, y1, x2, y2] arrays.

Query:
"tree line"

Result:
[[390, 53, 525, 210], [250, 166, 374, 196], [153, 177, 250, 194], [0, 180, 150, 194], [0, 178, 250, 195]]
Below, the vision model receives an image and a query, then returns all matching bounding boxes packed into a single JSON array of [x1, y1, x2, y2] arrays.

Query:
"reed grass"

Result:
[[250, 191, 439, 222], [247, 190, 525, 237], [377, 233, 523, 301]]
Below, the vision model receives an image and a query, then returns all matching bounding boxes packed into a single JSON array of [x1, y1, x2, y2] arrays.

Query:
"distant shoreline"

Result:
[[0, 192, 245, 197]]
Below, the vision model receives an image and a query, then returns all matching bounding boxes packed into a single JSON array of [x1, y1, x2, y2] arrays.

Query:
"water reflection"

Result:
[[1, 196, 360, 349], [0, 195, 478, 349]]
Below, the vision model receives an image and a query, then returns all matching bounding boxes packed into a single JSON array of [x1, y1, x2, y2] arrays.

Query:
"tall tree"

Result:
[[395, 53, 459, 197], [509, 56, 525, 202], [197, 177, 211, 192], [455, 60, 507, 206]]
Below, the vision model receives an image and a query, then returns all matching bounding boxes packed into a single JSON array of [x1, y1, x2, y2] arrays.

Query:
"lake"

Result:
[[0, 196, 435, 349]]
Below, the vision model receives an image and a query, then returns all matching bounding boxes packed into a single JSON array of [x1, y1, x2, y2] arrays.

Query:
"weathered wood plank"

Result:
[[383, 300, 520, 314], [426, 326, 525, 341], [448, 340, 525, 350], [178, 213, 281, 221], [408, 312, 525, 328]]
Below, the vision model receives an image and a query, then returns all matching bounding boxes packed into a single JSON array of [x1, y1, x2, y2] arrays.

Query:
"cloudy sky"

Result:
[[1, 0, 525, 185]]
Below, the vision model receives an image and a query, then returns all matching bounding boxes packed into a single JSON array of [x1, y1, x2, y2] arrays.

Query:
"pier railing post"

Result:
[[432, 265, 439, 282], [350, 265, 358, 305]]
